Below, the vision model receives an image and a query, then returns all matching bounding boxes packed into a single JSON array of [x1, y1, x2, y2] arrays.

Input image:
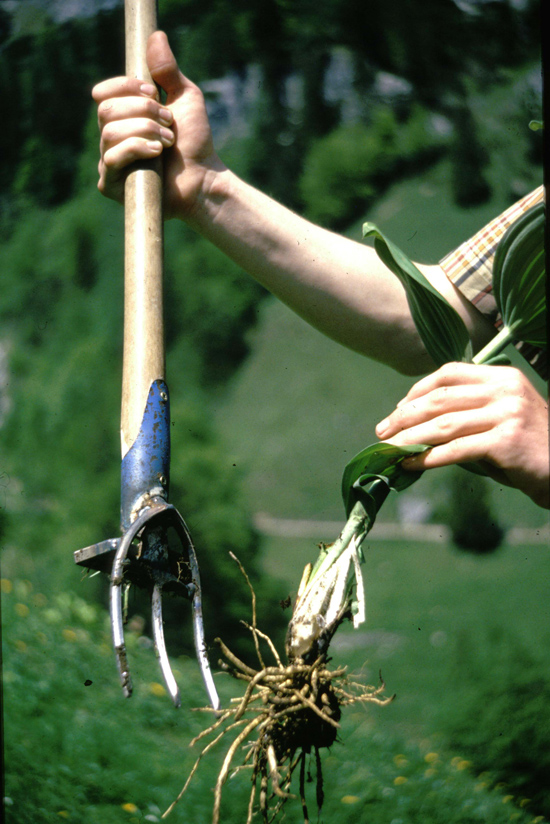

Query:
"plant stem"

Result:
[[472, 325, 515, 365], [308, 500, 368, 584]]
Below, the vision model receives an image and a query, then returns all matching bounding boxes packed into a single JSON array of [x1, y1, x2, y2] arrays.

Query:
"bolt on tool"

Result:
[[74, 0, 219, 711]]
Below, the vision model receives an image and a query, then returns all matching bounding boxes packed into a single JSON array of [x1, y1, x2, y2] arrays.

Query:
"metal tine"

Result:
[[152, 584, 181, 707], [109, 506, 152, 698], [185, 538, 221, 711], [191, 588, 221, 712], [110, 578, 132, 698]]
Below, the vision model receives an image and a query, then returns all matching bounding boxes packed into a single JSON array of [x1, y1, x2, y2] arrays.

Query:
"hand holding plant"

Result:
[[288, 198, 546, 663], [376, 361, 549, 508]]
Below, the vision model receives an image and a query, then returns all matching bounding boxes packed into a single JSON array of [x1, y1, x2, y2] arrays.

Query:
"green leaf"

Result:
[[529, 120, 543, 132], [363, 223, 473, 367], [492, 202, 546, 348], [342, 442, 431, 516]]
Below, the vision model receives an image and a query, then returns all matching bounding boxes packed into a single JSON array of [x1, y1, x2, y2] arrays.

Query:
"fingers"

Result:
[[383, 409, 496, 454], [399, 432, 494, 472], [92, 76, 158, 104], [147, 31, 189, 97], [98, 95, 173, 127], [375, 383, 494, 440], [397, 361, 514, 406], [101, 115, 174, 155], [92, 32, 189, 102]]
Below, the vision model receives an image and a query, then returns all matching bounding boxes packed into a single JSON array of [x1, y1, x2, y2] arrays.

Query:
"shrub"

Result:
[[299, 104, 448, 229], [446, 470, 504, 554], [440, 627, 550, 817]]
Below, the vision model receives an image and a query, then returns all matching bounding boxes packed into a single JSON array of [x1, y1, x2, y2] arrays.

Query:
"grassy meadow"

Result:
[[3, 535, 550, 823]]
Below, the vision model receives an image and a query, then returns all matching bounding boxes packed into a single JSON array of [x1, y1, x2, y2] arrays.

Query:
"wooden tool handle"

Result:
[[121, 0, 164, 458]]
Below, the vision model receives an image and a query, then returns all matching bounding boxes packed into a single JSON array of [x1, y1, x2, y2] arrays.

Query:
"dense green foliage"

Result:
[[4, 535, 549, 822], [445, 472, 504, 554], [442, 629, 550, 814]]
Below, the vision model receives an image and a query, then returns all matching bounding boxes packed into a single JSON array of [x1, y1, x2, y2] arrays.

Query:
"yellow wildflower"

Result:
[[121, 802, 139, 814], [394, 776, 408, 786], [15, 603, 30, 618], [149, 682, 166, 697], [341, 795, 360, 804]]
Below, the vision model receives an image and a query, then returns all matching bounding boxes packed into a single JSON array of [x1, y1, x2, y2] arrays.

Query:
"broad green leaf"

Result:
[[363, 222, 473, 367], [529, 120, 543, 131], [492, 202, 546, 348], [342, 442, 430, 516]]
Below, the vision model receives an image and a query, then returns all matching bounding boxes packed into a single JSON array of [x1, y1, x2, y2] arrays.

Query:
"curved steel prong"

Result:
[[110, 505, 163, 697], [188, 565, 220, 712], [108, 502, 220, 709], [166, 507, 220, 710], [110, 577, 132, 697], [152, 583, 181, 707]]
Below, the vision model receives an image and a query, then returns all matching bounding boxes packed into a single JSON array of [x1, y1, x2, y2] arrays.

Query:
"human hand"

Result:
[[92, 30, 226, 220], [375, 362, 549, 509]]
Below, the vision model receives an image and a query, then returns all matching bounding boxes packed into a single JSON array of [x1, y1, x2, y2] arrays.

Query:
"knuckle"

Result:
[[505, 392, 528, 420], [431, 387, 449, 410], [144, 97, 160, 117], [435, 417, 454, 440], [127, 136, 145, 153], [439, 362, 459, 377], [98, 99, 114, 120], [101, 122, 116, 143]]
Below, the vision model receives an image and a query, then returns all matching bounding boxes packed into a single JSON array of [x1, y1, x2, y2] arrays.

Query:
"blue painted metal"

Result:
[[120, 379, 170, 531]]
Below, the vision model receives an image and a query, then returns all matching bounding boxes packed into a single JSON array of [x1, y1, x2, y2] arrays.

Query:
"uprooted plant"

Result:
[[162, 553, 393, 823]]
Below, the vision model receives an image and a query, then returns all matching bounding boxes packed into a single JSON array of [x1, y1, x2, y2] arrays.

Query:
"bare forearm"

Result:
[[186, 169, 433, 373]]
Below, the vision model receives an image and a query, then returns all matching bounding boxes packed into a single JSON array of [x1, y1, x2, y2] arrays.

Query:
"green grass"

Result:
[[3, 533, 550, 823]]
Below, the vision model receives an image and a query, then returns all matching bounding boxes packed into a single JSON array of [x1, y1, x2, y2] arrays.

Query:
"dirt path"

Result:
[[253, 512, 550, 545]]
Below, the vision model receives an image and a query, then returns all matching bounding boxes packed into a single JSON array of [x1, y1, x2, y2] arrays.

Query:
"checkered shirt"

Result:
[[439, 186, 547, 379]]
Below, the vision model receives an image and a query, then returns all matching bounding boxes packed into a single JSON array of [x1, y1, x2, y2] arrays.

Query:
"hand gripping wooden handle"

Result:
[[121, 0, 164, 458]]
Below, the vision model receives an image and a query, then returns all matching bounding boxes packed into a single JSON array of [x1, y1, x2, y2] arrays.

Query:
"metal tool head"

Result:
[[76, 501, 220, 710], [75, 380, 220, 711]]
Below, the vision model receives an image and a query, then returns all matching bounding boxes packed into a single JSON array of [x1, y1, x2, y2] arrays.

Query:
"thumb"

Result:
[[147, 30, 185, 96]]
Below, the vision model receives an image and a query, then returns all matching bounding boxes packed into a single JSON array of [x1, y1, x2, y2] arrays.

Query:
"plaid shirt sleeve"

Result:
[[439, 186, 546, 378]]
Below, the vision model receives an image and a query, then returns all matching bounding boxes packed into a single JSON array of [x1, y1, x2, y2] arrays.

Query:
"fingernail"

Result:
[[146, 140, 163, 152], [141, 83, 157, 96], [159, 107, 173, 126], [375, 418, 390, 436], [396, 397, 407, 408], [160, 127, 174, 145]]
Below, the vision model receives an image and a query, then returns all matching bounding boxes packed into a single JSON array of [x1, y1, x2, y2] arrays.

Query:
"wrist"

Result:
[[173, 157, 232, 232]]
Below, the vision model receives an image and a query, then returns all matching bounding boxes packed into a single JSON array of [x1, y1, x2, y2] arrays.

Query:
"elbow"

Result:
[[384, 348, 435, 377]]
